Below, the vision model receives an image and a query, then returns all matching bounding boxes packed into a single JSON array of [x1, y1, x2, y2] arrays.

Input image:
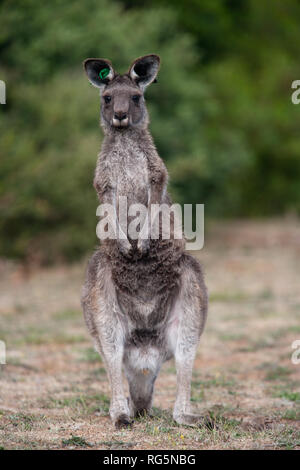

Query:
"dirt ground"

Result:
[[0, 220, 299, 450]]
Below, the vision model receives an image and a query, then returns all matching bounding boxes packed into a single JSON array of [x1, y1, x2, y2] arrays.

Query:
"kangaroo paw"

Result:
[[137, 237, 150, 255], [118, 239, 132, 258]]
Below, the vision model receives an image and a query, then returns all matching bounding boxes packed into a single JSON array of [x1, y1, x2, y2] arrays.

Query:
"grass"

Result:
[[271, 325, 300, 339], [219, 333, 246, 342], [8, 413, 42, 431], [54, 309, 81, 321], [209, 291, 249, 302], [12, 327, 86, 346], [276, 429, 300, 450], [99, 440, 137, 449], [236, 334, 279, 352], [262, 365, 292, 381], [209, 289, 273, 303], [192, 375, 236, 389], [81, 347, 102, 363], [191, 389, 205, 402], [45, 393, 110, 415], [1, 220, 300, 449], [90, 367, 107, 376], [282, 409, 300, 421], [273, 390, 300, 402], [62, 435, 92, 448]]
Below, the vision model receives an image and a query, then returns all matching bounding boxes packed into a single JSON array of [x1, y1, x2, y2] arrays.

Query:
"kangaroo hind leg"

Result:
[[171, 255, 208, 426], [81, 251, 132, 428]]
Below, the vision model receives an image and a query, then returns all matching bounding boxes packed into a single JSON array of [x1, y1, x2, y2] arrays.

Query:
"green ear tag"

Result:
[[99, 68, 110, 80]]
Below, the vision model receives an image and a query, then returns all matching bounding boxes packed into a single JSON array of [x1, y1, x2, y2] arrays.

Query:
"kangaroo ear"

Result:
[[129, 54, 160, 91], [83, 58, 114, 89]]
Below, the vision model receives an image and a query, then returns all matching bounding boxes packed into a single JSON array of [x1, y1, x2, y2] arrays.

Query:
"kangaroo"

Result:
[[81, 55, 208, 428]]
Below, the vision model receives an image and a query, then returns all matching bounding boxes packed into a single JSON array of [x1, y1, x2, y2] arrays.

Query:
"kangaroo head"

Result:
[[83, 55, 160, 132]]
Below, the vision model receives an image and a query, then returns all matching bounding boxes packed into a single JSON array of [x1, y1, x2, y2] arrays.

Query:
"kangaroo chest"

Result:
[[109, 143, 149, 207]]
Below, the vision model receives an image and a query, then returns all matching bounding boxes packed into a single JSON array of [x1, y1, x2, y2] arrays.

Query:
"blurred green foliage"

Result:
[[0, 0, 300, 262]]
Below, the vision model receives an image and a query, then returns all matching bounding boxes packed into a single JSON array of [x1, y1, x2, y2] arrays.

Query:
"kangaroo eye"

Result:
[[104, 95, 111, 104], [132, 95, 140, 104]]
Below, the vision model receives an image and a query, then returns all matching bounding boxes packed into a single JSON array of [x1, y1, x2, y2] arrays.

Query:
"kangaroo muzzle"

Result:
[[113, 112, 129, 128]]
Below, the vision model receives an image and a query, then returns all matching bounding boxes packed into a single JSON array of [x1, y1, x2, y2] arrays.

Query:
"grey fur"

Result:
[[81, 55, 208, 428]]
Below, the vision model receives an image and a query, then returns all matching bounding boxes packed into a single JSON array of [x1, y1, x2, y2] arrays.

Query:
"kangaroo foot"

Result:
[[114, 413, 133, 429], [134, 408, 151, 418], [174, 413, 217, 429]]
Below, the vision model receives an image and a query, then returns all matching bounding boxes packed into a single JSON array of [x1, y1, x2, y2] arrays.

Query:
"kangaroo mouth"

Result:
[[112, 117, 129, 128]]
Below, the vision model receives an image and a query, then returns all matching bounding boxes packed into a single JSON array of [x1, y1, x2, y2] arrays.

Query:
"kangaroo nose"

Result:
[[114, 112, 127, 121]]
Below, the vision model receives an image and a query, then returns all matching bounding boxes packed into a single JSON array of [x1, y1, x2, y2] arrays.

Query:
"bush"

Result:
[[1, 0, 300, 262]]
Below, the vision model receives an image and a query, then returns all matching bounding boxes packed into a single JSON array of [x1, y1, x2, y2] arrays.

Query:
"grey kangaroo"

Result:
[[81, 55, 208, 428]]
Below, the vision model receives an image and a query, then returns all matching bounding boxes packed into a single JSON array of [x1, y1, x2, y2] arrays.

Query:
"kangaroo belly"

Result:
[[110, 244, 182, 298], [118, 290, 167, 328], [119, 287, 177, 375]]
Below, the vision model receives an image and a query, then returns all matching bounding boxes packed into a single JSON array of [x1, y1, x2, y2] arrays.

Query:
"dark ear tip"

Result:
[[148, 54, 160, 64], [82, 58, 113, 68], [82, 58, 94, 72]]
